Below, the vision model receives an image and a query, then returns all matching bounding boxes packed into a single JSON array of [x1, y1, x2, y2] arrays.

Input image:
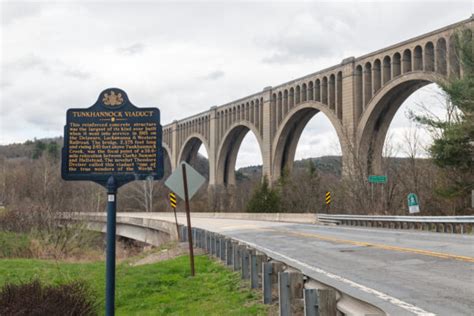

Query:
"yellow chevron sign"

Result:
[[325, 191, 331, 205], [169, 192, 177, 209]]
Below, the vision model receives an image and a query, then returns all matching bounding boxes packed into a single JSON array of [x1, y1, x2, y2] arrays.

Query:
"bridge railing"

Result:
[[316, 214, 474, 234]]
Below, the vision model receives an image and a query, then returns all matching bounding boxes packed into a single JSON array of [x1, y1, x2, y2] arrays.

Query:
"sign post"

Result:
[[165, 161, 205, 276], [368, 175, 387, 206], [181, 163, 195, 276], [106, 176, 117, 316], [407, 193, 420, 214], [61, 88, 163, 316]]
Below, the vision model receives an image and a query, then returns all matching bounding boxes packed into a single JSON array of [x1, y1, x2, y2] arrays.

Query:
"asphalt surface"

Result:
[[125, 213, 474, 316]]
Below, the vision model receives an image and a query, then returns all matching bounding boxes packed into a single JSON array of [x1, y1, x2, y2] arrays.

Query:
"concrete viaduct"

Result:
[[161, 17, 472, 188]]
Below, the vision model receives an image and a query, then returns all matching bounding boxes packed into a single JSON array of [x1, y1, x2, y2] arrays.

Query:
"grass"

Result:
[[0, 231, 31, 258], [0, 255, 268, 315]]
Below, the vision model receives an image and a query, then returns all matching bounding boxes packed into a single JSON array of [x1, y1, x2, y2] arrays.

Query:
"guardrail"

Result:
[[179, 225, 385, 316], [61, 213, 386, 315], [316, 214, 474, 234]]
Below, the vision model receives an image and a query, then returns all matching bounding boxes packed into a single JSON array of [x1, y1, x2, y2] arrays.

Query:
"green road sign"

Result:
[[368, 175, 387, 183], [407, 193, 420, 214]]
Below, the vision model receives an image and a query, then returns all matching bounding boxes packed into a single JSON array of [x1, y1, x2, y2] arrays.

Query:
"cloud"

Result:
[[117, 43, 145, 56], [1, 3, 44, 25], [4, 55, 51, 73], [1, 1, 471, 167], [259, 11, 353, 64], [201, 70, 225, 80], [62, 69, 91, 80]]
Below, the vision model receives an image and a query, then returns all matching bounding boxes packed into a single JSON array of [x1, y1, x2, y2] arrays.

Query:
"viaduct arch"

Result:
[[159, 17, 471, 190]]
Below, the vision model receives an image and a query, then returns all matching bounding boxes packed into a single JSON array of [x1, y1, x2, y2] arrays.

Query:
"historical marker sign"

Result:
[[61, 88, 163, 316], [61, 88, 163, 187]]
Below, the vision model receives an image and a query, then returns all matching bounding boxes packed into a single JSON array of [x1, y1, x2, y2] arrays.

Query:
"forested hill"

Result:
[[0, 138, 63, 159], [238, 156, 342, 177], [1, 138, 423, 179], [0, 138, 343, 177]]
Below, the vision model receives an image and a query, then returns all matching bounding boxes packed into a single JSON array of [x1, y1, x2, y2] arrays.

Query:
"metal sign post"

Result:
[[61, 88, 163, 316], [164, 161, 205, 277], [368, 175, 387, 210], [106, 176, 117, 316], [182, 163, 195, 276]]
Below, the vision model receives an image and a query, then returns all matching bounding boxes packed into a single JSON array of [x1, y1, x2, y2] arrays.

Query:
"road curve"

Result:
[[123, 213, 474, 316]]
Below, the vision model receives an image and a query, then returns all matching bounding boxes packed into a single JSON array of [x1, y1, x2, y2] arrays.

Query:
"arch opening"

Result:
[[273, 106, 342, 180], [217, 124, 263, 187], [272, 105, 343, 213], [358, 74, 445, 176], [382, 83, 442, 159], [424, 42, 435, 72], [178, 136, 210, 180], [162, 147, 173, 178]]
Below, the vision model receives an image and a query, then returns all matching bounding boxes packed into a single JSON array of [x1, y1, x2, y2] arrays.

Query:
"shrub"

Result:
[[0, 232, 31, 258], [0, 279, 98, 316], [246, 176, 281, 213]]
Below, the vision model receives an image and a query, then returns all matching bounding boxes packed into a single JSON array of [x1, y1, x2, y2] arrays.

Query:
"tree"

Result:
[[410, 28, 473, 207], [246, 176, 281, 213]]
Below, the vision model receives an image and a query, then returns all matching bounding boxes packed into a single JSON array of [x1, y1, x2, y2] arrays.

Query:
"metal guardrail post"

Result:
[[226, 239, 233, 266], [205, 231, 210, 252], [304, 288, 319, 316], [262, 261, 285, 304], [233, 242, 241, 271], [251, 251, 265, 289], [220, 236, 226, 261], [241, 246, 250, 280], [211, 234, 215, 255], [216, 235, 221, 258], [279, 271, 291, 316], [262, 261, 273, 304]]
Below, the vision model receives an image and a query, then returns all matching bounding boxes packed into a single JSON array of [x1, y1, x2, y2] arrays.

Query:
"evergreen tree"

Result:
[[246, 176, 281, 213]]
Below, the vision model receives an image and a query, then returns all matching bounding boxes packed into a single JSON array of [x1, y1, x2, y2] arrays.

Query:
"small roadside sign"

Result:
[[169, 192, 177, 209], [368, 175, 387, 183], [169, 192, 179, 241], [325, 192, 331, 205], [164, 161, 206, 200], [407, 193, 420, 214]]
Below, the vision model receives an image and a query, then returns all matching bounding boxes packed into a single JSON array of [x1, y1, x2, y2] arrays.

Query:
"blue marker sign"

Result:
[[61, 88, 163, 316], [61, 88, 163, 187]]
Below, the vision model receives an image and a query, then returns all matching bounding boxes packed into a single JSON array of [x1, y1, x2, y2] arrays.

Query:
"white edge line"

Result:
[[232, 237, 436, 316]]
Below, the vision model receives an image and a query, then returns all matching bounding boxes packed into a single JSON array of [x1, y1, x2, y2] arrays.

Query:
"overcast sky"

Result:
[[1, 1, 472, 167]]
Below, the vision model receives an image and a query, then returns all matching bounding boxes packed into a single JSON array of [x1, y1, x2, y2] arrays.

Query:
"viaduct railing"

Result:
[[316, 214, 474, 234]]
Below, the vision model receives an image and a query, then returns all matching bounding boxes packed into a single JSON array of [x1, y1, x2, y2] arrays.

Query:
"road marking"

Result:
[[270, 229, 474, 263], [233, 237, 436, 316]]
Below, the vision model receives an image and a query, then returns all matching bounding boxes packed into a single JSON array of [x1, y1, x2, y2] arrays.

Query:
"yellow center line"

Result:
[[267, 228, 474, 263]]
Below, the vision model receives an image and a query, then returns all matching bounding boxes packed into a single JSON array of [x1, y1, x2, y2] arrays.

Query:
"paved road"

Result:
[[125, 213, 474, 316]]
